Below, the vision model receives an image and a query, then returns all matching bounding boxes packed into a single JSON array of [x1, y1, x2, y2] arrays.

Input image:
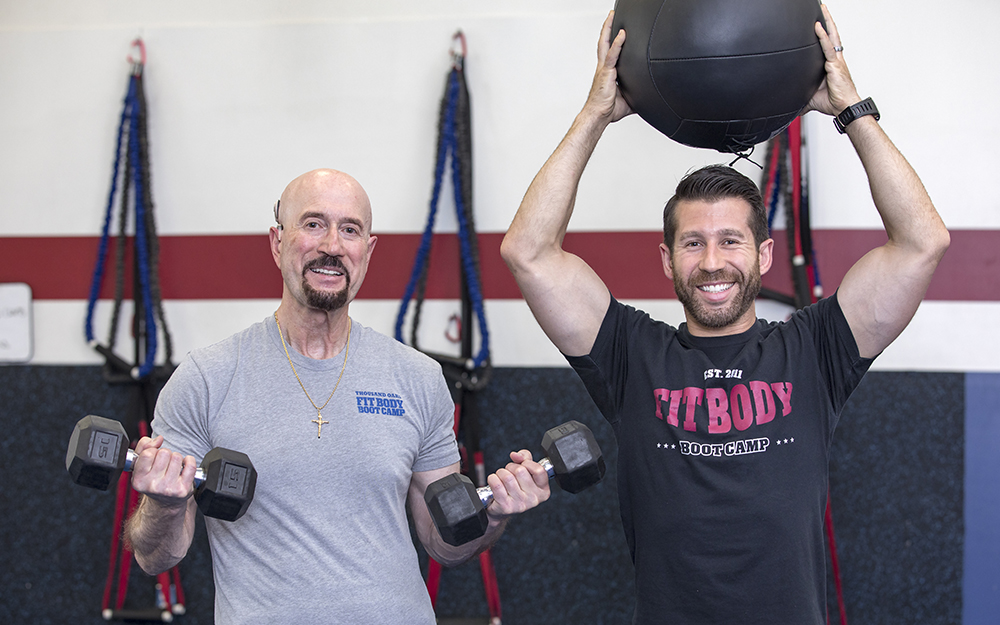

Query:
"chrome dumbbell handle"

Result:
[[123, 448, 207, 488], [475, 457, 555, 507]]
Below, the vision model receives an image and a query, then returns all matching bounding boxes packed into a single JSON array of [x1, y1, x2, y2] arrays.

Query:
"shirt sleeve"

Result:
[[564, 296, 632, 427], [801, 291, 876, 415], [411, 363, 460, 473], [150, 354, 214, 462]]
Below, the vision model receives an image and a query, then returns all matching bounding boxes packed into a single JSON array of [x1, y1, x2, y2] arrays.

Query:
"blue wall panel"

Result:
[[964, 372, 1000, 625]]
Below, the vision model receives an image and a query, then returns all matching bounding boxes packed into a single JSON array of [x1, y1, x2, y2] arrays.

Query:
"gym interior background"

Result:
[[1, 1, 998, 623]]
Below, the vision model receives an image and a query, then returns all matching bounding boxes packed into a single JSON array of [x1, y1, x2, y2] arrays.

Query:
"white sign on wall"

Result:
[[0, 283, 33, 363]]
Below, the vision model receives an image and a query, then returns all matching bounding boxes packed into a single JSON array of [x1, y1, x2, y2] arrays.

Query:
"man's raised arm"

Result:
[[500, 11, 633, 357], [805, 4, 949, 359]]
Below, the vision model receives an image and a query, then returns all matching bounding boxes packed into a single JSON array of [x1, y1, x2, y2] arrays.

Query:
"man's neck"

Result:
[[275, 299, 351, 360]]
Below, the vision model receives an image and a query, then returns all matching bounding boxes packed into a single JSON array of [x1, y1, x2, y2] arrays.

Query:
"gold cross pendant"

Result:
[[312, 411, 329, 438]]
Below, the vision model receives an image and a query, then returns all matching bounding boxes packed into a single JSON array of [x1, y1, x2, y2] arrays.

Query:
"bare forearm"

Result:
[[503, 9, 628, 269], [846, 117, 949, 257], [499, 107, 614, 356], [836, 115, 950, 357], [422, 515, 510, 567], [500, 13, 626, 356], [413, 450, 553, 567], [125, 496, 197, 575], [502, 110, 609, 268]]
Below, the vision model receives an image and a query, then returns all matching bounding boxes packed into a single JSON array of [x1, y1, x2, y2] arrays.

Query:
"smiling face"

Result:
[[660, 197, 773, 336], [269, 170, 378, 313]]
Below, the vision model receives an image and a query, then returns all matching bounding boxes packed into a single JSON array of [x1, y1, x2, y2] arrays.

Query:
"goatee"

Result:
[[301, 256, 351, 311]]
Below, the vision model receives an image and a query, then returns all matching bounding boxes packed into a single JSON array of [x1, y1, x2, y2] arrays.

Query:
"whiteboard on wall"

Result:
[[0, 283, 33, 363]]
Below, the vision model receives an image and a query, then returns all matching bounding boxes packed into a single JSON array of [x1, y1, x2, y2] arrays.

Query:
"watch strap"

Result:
[[834, 97, 879, 134]]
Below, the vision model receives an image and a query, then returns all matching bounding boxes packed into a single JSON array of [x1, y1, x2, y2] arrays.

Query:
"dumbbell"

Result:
[[66, 415, 257, 522], [424, 420, 605, 546]]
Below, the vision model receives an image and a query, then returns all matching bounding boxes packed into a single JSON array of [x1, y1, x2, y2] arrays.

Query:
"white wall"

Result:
[[2, 0, 998, 370]]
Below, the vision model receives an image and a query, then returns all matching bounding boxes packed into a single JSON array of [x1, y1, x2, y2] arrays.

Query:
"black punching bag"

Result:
[[611, 0, 826, 153]]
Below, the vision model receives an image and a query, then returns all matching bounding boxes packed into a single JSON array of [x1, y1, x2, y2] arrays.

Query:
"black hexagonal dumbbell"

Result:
[[424, 420, 606, 546], [66, 415, 257, 522]]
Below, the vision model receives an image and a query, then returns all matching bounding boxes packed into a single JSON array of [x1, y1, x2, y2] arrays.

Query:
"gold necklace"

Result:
[[274, 312, 350, 438]]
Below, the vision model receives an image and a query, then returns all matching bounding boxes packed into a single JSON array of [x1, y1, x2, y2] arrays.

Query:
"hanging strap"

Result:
[[826, 494, 848, 625], [126, 70, 159, 378], [786, 119, 813, 309], [85, 75, 134, 351], [756, 135, 794, 307], [798, 121, 823, 301], [134, 69, 174, 365], [92, 41, 183, 624], [85, 43, 172, 380], [395, 64, 490, 370], [403, 67, 451, 353], [412, 35, 499, 622]]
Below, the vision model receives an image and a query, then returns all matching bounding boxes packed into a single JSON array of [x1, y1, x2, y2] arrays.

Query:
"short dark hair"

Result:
[[662, 165, 769, 250]]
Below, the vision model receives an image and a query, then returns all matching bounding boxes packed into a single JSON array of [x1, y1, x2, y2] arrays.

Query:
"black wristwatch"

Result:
[[833, 97, 879, 134]]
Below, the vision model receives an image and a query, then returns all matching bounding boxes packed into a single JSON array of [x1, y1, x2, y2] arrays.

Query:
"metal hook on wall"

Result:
[[450, 30, 467, 70], [127, 37, 146, 75]]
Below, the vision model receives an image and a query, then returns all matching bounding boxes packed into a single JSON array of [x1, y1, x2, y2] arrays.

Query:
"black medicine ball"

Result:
[[611, 0, 827, 153]]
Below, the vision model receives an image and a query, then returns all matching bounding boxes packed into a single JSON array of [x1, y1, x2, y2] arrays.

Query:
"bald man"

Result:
[[126, 170, 550, 625]]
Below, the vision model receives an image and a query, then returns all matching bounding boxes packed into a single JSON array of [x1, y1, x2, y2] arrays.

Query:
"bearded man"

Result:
[[500, 6, 949, 624]]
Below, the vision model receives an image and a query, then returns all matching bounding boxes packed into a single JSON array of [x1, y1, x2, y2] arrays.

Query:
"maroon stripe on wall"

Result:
[[1, 230, 995, 301]]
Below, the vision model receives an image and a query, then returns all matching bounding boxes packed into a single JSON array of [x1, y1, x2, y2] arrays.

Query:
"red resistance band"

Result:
[[826, 494, 848, 625], [102, 418, 186, 621]]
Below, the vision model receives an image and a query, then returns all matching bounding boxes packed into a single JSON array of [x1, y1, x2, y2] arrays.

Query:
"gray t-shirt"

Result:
[[152, 315, 459, 625]]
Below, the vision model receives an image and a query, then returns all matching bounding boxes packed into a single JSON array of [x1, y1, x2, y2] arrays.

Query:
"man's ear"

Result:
[[758, 238, 774, 276], [659, 242, 674, 281], [269, 226, 282, 268]]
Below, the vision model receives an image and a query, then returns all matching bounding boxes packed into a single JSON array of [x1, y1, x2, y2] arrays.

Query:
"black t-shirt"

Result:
[[567, 292, 873, 624]]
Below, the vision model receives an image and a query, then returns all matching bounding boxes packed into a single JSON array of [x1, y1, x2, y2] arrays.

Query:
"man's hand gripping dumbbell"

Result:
[[424, 420, 605, 546], [66, 415, 257, 522]]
